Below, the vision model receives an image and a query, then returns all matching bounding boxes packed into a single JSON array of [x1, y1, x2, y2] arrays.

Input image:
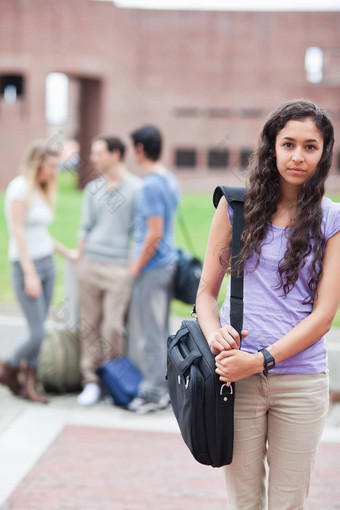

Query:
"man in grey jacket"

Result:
[[76, 136, 141, 406]]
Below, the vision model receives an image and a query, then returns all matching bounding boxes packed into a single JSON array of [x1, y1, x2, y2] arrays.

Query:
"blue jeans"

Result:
[[9, 255, 56, 369]]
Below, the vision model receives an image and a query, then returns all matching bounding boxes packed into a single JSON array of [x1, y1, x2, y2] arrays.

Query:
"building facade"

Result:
[[0, 0, 339, 190]]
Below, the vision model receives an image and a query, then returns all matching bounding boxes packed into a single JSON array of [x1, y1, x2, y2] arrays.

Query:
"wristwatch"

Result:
[[258, 348, 275, 375]]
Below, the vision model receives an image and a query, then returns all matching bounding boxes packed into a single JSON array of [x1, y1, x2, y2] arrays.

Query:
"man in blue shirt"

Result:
[[128, 125, 180, 414]]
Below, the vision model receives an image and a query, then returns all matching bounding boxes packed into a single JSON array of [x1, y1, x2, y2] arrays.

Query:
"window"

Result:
[[175, 149, 197, 168], [305, 47, 323, 84], [240, 108, 265, 118], [0, 74, 24, 103], [46, 73, 68, 125], [240, 149, 253, 169], [174, 107, 201, 117], [208, 149, 229, 169], [207, 108, 233, 118]]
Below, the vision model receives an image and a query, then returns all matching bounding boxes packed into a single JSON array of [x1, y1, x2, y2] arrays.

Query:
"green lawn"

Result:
[[0, 173, 339, 325], [0, 172, 220, 316]]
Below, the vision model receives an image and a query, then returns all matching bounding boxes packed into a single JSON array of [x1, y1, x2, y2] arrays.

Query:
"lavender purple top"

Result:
[[220, 196, 340, 374]]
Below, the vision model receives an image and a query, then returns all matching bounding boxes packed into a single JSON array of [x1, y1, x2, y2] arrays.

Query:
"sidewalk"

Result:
[[1, 388, 340, 510], [0, 305, 340, 509]]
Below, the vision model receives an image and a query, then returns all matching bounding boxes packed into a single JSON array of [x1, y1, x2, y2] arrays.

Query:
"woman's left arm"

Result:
[[52, 238, 79, 261], [216, 231, 340, 382], [268, 230, 340, 362]]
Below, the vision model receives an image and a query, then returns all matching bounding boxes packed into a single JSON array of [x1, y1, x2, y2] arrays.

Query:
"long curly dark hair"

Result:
[[232, 99, 334, 301]]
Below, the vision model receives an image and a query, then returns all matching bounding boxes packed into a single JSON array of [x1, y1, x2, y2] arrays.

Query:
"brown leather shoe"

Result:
[[0, 362, 21, 395], [20, 366, 49, 404]]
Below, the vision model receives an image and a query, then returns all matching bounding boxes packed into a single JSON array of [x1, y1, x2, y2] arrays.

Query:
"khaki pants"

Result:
[[76, 257, 132, 385], [225, 371, 329, 510]]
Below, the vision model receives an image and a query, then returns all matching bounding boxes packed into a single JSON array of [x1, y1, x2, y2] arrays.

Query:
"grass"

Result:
[[0, 171, 218, 316], [0, 172, 339, 326]]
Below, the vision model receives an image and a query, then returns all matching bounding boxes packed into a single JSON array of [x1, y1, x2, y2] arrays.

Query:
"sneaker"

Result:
[[127, 393, 170, 415], [104, 394, 115, 405], [77, 383, 102, 406]]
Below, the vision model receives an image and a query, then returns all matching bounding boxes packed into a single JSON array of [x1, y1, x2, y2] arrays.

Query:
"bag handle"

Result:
[[213, 186, 245, 339], [169, 327, 203, 374]]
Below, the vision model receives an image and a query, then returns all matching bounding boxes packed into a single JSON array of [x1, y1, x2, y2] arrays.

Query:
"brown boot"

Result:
[[0, 361, 21, 395], [20, 366, 49, 404]]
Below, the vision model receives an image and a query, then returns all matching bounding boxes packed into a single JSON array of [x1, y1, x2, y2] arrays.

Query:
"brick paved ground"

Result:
[[3, 426, 340, 510], [4, 426, 227, 510], [1, 307, 339, 509], [308, 442, 340, 510]]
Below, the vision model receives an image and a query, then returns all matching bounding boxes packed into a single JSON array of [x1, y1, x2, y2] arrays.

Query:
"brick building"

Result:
[[0, 0, 339, 190]]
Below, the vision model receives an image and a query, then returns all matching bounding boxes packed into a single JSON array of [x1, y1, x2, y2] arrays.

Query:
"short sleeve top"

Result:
[[220, 196, 340, 374], [133, 171, 180, 273], [4, 176, 54, 261]]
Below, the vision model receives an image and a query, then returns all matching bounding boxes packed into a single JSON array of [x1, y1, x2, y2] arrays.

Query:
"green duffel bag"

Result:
[[38, 329, 82, 393]]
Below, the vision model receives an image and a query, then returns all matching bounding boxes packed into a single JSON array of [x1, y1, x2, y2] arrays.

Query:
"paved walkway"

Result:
[[1, 388, 340, 510], [0, 304, 340, 509]]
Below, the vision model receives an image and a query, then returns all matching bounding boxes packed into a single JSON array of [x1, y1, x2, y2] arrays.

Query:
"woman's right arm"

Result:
[[10, 200, 42, 298], [196, 196, 247, 355]]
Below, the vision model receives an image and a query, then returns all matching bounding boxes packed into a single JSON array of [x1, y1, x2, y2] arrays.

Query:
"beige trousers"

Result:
[[225, 371, 329, 510], [76, 257, 132, 385]]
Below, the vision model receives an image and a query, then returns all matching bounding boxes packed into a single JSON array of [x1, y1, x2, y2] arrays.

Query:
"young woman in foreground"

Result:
[[196, 100, 340, 510]]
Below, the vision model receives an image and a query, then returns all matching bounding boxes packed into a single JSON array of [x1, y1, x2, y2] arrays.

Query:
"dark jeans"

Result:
[[9, 255, 56, 369]]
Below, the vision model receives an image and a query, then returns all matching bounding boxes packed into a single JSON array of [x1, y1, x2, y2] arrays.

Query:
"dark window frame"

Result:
[[175, 148, 197, 169], [240, 148, 253, 169], [207, 148, 230, 169], [0, 74, 25, 100]]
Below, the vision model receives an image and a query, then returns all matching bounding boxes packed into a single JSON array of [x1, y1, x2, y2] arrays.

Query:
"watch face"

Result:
[[260, 349, 275, 371]]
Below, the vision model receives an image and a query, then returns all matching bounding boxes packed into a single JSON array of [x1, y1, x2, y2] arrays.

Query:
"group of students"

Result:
[[0, 125, 180, 414], [1, 99, 340, 508]]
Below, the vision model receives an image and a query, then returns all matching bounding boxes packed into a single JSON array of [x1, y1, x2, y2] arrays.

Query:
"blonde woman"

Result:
[[0, 140, 76, 403]]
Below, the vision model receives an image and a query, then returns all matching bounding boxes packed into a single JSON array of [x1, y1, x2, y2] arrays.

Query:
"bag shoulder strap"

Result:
[[153, 173, 196, 256], [213, 186, 245, 338], [213, 186, 246, 209], [177, 207, 197, 256]]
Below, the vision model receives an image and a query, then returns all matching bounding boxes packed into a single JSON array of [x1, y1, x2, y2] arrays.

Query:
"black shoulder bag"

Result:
[[174, 208, 203, 305], [167, 186, 245, 467]]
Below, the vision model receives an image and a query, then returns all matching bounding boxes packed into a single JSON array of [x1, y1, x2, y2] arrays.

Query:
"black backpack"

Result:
[[167, 186, 245, 467]]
